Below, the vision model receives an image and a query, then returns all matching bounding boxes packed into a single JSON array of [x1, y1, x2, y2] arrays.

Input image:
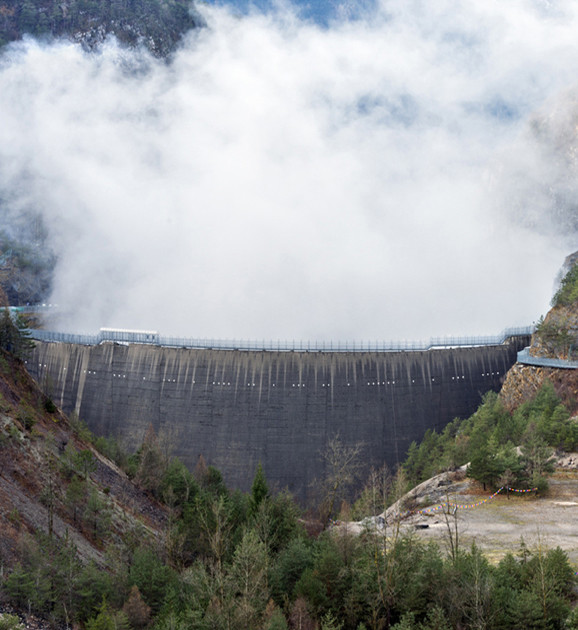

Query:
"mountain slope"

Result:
[[0, 348, 166, 570], [500, 252, 578, 414], [0, 0, 203, 57]]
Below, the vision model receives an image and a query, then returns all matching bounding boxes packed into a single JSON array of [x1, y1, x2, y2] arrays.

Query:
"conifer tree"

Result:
[[122, 585, 151, 630], [0, 308, 34, 360], [249, 462, 269, 517]]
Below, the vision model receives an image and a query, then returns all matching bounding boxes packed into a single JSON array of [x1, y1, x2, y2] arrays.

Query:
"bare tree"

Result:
[[198, 495, 232, 577], [441, 493, 459, 562], [39, 453, 60, 538], [136, 424, 168, 496], [318, 435, 363, 526], [367, 467, 406, 630], [354, 463, 392, 520]]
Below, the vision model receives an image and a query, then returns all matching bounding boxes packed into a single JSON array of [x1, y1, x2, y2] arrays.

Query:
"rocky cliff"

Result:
[[501, 253, 578, 414]]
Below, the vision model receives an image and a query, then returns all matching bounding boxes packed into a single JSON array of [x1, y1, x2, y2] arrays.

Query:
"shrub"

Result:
[[0, 613, 24, 630], [19, 413, 35, 431], [552, 263, 578, 307], [43, 397, 57, 414]]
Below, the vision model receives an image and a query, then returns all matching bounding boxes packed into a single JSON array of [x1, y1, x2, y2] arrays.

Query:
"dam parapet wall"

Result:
[[31, 326, 534, 352], [26, 334, 530, 502]]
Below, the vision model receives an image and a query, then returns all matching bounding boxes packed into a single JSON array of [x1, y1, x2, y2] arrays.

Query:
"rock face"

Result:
[[501, 332, 578, 415], [530, 304, 578, 360], [500, 255, 578, 414], [27, 338, 528, 502]]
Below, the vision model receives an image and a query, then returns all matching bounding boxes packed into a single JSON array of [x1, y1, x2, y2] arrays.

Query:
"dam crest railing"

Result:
[[28, 326, 534, 353], [516, 347, 578, 369]]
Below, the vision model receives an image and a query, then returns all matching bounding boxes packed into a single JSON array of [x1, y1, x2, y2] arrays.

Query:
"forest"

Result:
[[0, 367, 576, 630], [2, 267, 578, 629], [401, 384, 578, 495], [0, 0, 202, 56], [1, 441, 577, 630]]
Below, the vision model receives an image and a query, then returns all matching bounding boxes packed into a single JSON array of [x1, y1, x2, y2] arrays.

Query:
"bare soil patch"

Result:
[[344, 464, 578, 567]]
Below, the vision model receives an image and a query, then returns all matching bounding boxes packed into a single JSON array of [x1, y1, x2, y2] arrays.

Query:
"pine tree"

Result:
[[0, 613, 24, 630], [86, 600, 129, 630], [249, 462, 269, 517], [0, 309, 34, 360]]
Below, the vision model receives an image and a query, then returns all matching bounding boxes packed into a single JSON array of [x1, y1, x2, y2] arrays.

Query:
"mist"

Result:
[[1, 0, 578, 342]]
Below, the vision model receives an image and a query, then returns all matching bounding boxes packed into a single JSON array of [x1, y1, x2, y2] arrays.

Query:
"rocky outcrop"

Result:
[[500, 254, 578, 413], [530, 303, 578, 360], [500, 361, 578, 415]]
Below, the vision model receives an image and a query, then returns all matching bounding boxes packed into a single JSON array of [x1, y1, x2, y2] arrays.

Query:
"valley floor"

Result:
[[403, 474, 578, 566], [343, 464, 578, 567]]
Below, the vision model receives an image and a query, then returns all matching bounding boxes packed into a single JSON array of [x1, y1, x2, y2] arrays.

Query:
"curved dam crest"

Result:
[[27, 338, 529, 501]]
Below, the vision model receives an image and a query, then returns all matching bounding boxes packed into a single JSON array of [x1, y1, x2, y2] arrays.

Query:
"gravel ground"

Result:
[[402, 475, 578, 566], [343, 465, 578, 567]]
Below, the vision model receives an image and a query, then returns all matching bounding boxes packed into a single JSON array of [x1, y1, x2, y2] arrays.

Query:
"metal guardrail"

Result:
[[29, 326, 534, 353], [8, 305, 56, 313], [31, 331, 99, 346], [516, 347, 578, 369]]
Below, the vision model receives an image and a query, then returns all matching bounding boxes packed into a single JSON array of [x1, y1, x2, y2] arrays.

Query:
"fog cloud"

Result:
[[1, 0, 578, 341]]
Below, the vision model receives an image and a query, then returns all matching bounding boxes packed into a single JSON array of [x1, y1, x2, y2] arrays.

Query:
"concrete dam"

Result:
[[26, 333, 530, 501]]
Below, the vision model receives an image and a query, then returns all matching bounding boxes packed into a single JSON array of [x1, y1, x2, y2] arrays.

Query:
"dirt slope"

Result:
[[0, 349, 166, 569]]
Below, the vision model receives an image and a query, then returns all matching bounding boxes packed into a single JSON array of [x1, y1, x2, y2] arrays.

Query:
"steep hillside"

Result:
[[500, 362, 578, 415], [0, 230, 55, 307], [0, 348, 166, 570], [500, 252, 578, 413], [0, 0, 203, 58]]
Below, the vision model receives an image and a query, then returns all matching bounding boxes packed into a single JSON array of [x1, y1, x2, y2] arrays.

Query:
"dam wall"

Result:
[[26, 337, 529, 501]]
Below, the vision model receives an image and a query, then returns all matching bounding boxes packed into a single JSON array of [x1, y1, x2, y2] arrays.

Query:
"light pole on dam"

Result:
[[26, 333, 530, 502]]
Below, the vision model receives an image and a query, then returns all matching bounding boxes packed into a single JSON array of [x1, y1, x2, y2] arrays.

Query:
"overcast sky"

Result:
[[1, 0, 578, 342]]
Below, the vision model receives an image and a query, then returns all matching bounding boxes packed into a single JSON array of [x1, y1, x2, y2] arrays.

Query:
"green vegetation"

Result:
[[530, 261, 578, 358], [2, 443, 576, 630], [402, 383, 578, 492], [0, 0, 203, 57], [1, 391, 577, 630], [0, 614, 24, 630], [552, 262, 578, 307], [0, 308, 35, 360], [1, 330, 577, 628], [534, 314, 577, 358]]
